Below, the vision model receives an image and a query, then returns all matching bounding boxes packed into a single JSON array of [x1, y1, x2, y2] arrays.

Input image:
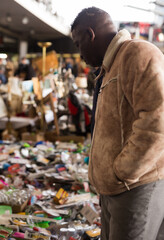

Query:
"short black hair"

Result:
[[71, 7, 109, 32]]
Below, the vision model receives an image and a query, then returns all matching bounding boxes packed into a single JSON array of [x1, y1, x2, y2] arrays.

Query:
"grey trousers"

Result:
[[100, 180, 164, 240]]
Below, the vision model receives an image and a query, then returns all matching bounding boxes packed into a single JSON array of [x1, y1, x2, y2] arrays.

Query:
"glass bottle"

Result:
[[58, 227, 67, 240]]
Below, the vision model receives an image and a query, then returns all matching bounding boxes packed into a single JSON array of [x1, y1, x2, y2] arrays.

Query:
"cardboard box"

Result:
[[12, 199, 29, 213], [21, 132, 45, 142], [44, 132, 85, 143]]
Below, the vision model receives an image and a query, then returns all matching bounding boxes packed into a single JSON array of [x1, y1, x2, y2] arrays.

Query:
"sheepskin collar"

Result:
[[102, 29, 131, 72]]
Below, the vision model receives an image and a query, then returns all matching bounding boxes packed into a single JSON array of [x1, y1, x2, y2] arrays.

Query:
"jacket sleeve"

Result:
[[113, 41, 164, 184]]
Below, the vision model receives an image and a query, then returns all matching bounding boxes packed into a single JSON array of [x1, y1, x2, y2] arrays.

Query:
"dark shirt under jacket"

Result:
[[91, 68, 103, 138]]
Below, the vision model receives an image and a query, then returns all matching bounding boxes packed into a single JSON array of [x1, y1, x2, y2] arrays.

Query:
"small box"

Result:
[[12, 199, 29, 213]]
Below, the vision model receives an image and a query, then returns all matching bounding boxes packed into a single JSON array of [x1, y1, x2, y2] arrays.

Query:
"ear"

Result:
[[87, 27, 95, 42]]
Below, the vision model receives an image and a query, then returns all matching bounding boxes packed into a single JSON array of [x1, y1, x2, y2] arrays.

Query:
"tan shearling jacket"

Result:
[[89, 29, 164, 195]]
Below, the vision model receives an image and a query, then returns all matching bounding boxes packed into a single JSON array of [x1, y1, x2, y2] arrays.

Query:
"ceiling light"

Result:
[[22, 16, 29, 24], [158, 32, 164, 42], [0, 53, 7, 59], [30, 29, 35, 35], [6, 13, 12, 22]]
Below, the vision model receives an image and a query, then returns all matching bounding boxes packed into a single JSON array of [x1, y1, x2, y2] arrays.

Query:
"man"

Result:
[[14, 57, 36, 80], [71, 7, 164, 240]]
